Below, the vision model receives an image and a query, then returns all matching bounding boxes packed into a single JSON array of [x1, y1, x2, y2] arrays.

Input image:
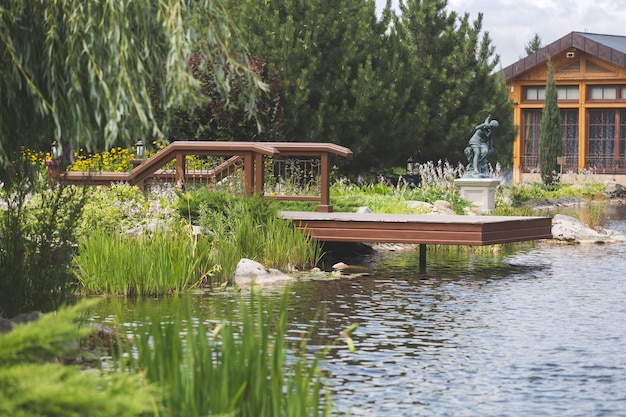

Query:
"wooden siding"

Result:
[[506, 38, 626, 182]]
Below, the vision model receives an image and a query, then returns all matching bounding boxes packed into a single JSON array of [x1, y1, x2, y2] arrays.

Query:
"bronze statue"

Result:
[[463, 115, 498, 178]]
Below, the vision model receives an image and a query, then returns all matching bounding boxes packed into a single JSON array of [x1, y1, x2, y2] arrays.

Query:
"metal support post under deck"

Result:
[[419, 243, 427, 273]]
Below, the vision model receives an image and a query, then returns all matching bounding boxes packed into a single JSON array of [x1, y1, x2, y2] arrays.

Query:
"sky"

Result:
[[375, 0, 626, 68]]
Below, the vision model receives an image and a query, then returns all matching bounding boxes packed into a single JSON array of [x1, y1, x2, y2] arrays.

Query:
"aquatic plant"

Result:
[[197, 195, 322, 282], [125, 292, 334, 417], [577, 193, 609, 231], [74, 226, 213, 296]]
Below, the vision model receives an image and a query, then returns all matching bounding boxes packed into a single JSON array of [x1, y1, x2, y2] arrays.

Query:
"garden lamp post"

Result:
[[406, 157, 417, 188], [131, 140, 145, 168], [47, 141, 62, 187], [406, 157, 414, 176], [135, 140, 145, 159], [51, 141, 61, 159]]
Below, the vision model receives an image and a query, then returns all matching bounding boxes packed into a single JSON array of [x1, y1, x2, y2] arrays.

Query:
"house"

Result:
[[504, 31, 626, 183]]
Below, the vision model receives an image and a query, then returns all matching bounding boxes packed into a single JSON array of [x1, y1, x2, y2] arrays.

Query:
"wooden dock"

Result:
[[279, 211, 553, 269]]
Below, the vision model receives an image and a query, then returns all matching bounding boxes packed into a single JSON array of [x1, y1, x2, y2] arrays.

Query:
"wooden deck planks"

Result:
[[279, 211, 553, 246]]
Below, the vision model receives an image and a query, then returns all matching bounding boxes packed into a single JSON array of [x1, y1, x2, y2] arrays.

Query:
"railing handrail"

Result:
[[51, 141, 352, 212], [131, 141, 281, 186], [262, 142, 353, 158]]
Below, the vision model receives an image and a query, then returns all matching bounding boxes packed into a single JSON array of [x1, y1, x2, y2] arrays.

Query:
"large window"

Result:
[[587, 109, 626, 170], [521, 110, 541, 170], [523, 85, 579, 102], [521, 109, 579, 171], [562, 110, 579, 169], [587, 85, 626, 101]]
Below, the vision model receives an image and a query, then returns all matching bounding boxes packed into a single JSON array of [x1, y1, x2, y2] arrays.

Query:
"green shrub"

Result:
[[502, 182, 607, 206], [330, 179, 468, 214], [77, 183, 180, 237], [0, 179, 86, 317], [176, 188, 237, 223], [0, 300, 155, 417]]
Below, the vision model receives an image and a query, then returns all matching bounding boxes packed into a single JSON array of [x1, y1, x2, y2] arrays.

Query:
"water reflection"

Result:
[[93, 204, 626, 416]]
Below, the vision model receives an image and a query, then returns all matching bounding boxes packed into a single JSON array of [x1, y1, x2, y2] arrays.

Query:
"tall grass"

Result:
[[577, 193, 609, 230], [75, 227, 213, 296], [197, 196, 322, 283], [125, 292, 333, 417]]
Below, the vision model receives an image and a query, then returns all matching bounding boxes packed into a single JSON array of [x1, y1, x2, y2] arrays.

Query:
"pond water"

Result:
[[94, 205, 626, 416]]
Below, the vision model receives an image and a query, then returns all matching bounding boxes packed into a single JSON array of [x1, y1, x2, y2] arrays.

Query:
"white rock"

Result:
[[432, 200, 456, 215], [234, 258, 294, 286], [356, 206, 373, 213], [406, 200, 434, 211], [551, 214, 626, 244], [605, 181, 626, 195], [332, 262, 349, 270]]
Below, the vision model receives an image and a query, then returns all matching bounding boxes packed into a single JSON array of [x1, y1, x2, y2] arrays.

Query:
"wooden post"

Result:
[[317, 152, 332, 212], [175, 151, 186, 188], [243, 152, 254, 196], [254, 152, 265, 195], [46, 160, 62, 188]]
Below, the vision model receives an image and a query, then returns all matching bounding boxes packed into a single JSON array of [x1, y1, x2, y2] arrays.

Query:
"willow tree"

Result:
[[0, 0, 264, 179]]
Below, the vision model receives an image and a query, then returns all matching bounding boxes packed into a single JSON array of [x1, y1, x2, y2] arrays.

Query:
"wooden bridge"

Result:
[[50, 141, 353, 212], [50, 140, 553, 269]]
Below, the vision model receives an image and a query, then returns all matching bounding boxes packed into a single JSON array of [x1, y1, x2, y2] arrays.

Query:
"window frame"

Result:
[[522, 85, 579, 103], [587, 85, 626, 102]]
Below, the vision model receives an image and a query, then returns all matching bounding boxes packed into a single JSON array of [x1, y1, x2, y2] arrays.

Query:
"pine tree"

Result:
[[227, 0, 515, 175], [231, 0, 398, 173], [539, 58, 563, 185], [524, 33, 542, 56], [386, 0, 514, 167]]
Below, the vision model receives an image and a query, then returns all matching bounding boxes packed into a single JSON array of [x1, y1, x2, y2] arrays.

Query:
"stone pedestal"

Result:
[[454, 178, 500, 212]]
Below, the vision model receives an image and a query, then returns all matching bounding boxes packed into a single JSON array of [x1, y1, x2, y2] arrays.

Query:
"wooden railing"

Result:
[[49, 141, 352, 212]]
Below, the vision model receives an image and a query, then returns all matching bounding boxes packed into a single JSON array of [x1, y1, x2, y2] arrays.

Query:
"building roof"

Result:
[[503, 32, 626, 80]]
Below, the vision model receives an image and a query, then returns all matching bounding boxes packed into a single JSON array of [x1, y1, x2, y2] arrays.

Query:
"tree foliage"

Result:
[[168, 56, 285, 141], [0, 0, 263, 179], [227, 0, 398, 172], [524, 33, 542, 56], [539, 57, 563, 185], [224, 0, 514, 175], [388, 0, 514, 169]]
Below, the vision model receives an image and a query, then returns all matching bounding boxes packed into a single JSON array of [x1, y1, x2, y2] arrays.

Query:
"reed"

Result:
[[198, 197, 322, 283], [74, 226, 212, 296], [577, 193, 609, 231], [124, 292, 332, 417]]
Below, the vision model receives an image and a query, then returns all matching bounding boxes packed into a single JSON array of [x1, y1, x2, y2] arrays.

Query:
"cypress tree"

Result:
[[539, 57, 563, 185]]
